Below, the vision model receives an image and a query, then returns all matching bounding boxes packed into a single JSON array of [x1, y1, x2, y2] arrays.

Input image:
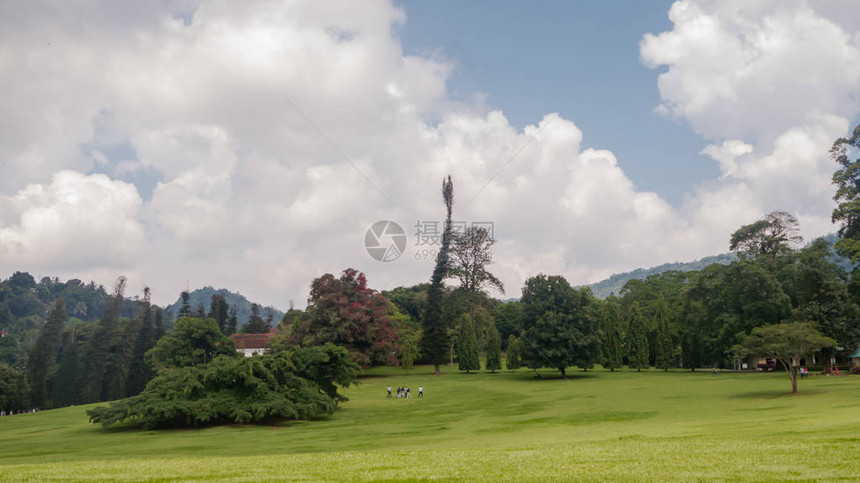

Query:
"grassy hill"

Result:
[[1, 366, 858, 481]]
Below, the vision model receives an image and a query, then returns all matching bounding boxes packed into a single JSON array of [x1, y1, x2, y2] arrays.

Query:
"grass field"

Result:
[[1, 366, 858, 481]]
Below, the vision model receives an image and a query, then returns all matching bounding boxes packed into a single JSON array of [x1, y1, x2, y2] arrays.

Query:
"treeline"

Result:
[[0, 276, 278, 413]]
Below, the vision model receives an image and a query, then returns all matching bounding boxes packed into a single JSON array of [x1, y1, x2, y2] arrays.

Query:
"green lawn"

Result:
[[1, 367, 858, 481]]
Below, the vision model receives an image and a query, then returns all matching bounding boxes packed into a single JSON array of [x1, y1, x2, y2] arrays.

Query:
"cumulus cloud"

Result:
[[0, 0, 858, 307]]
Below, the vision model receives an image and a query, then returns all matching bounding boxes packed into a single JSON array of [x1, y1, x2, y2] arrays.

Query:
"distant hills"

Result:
[[586, 233, 852, 299], [586, 253, 738, 299], [164, 286, 284, 328]]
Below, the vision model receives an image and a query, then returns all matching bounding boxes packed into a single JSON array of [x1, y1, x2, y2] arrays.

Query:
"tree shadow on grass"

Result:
[[729, 388, 826, 399]]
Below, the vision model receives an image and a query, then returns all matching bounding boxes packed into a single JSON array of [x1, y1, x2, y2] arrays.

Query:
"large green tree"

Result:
[[145, 317, 236, 372], [519, 275, 598, 377], [831, 123, 860, 262], [733, 322, 836, 394], [505, 335, 521, 370], [422, 176, 454, 374]]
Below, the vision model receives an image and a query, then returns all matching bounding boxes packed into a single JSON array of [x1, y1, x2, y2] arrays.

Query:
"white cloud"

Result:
[[0, 0, 858, 308], [0, 171, 144, 270]]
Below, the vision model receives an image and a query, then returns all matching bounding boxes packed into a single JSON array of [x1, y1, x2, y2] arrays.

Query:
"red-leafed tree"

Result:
[[289, 269, 398, 367]]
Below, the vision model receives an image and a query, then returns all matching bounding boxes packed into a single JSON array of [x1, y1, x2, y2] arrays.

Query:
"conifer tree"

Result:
[[126, 288, 156, 397], [601, 298, 624, 371], [654, 296, 675, 371], [485, 320, 502, 373], [27, 298, 67, 408], [505, 335, 521, 370], [456, 314, 480, 373], [627, 302, 649, 372]]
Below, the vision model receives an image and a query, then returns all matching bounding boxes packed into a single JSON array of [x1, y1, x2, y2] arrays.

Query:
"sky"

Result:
[[1, 0, 860, 309]]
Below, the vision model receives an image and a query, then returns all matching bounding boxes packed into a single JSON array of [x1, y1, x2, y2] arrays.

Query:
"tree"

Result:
[[208, 294, 230, 335], [87, 344, 357, 430], [145, 317, 236, 372], [831, 123, 860, 262], [601, 298, 624, 372], [654, 296, 675, 371], [519, 275, 598, 377], [733, 322, 836, 394], [398, 330, 420, 373], [485, 321, 502, 373], [449, 226, 504, 325], [422, 176, 454, 374], [0, 362, 28, 412], [288, 269, 398, 367], [27, 298, 67, 408], [730, 210, 802, 259], [82, 276, 126, 403], [242, 303, 270, 334], [496, 301, 524, 345], [126, 288, 156, 397], [456, 314, 480, 373], [627, 302, 649, 372], [505, 335, 521, 370]]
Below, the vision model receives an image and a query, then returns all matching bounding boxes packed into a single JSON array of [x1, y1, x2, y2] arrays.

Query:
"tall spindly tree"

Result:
[[484, 320, 502, 373], [422, 176, 454, 374]]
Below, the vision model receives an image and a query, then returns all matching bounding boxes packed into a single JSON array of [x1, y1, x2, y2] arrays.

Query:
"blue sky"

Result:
[[396, 0, 715, 205]]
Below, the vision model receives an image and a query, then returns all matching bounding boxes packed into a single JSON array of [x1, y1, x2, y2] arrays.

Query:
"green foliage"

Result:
[[456, 314, 480, 373], [733, 322, 836, 393], [626, 302, 649, 371], [505, 335, 521, 370], [484, 321, 501, 373], [654, 297, 675, 371], [145, 317, 236, 372], [398, 330, 420, 373], [87, 346, 357, 429], [382, 284, 429, 323], [0, 362, 28, 411], [495, 301, 524, 345]]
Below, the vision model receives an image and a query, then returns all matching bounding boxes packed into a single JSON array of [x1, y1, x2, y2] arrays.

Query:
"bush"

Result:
[[88, 344, 357, 429]]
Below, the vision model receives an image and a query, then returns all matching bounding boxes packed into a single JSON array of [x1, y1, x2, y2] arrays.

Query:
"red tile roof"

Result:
[[230, 333, 272, 350]]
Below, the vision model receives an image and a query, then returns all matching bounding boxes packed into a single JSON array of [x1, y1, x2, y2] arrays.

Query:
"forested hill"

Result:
[[164, 286, 284, 328], [587, 253, 738, 299]]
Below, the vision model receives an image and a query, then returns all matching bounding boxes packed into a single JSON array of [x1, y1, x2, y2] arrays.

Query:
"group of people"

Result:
[[387, 385, 423, 398], [800, 366, 809, 378], [0, 408, 38, 416]]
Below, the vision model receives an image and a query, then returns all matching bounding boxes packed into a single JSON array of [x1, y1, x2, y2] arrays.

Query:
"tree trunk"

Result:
[[559, 367, 566, 378], [434, 363, 440, 375]]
